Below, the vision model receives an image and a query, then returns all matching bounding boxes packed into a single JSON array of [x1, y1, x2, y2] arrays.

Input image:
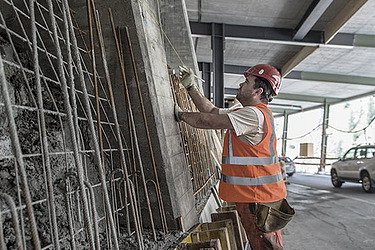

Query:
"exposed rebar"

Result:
[[0, 53, 41, 250], [62, 0, 120, 248], [124, 25, 168, 233], [29, 0, 60, 248], [0, 193, 23, 250], [46, 0, 95, 248]]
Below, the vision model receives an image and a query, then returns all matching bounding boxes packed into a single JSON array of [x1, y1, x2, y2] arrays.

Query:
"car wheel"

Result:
[[361, 172, 374, 193], [331, 169, 342, 188], [287, 173, 294, 177]]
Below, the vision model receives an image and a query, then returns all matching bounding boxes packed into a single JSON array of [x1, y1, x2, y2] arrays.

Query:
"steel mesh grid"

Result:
[[0, 0, 164, 249], [0, 0, 216, 248], [170, 74, 218, 209]]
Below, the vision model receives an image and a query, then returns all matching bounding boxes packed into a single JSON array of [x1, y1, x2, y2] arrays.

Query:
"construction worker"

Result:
[[175, 64, 291, 250]]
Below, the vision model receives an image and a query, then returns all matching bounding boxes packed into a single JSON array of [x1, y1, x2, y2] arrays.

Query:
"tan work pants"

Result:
[[236, 203, 283, 250]]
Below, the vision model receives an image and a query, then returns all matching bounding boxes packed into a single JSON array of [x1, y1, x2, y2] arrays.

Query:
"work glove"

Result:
[[174, 104, 183, 122], [179, 66, 196, 91]]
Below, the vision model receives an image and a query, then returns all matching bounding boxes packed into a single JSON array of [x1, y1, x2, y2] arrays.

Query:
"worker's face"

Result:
[[236, 75, 262, 104]]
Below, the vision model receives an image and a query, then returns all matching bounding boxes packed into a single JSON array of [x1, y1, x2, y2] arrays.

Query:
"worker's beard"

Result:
[[236, 90, 243, 103]]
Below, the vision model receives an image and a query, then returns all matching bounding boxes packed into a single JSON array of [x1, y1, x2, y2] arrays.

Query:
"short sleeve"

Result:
[[219, 103, 243, 114], [227, 106, 264, 136]]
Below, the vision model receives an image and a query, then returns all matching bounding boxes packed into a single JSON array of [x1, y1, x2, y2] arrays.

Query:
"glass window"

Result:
[[356, 148, 366, 159], [344, 148, 355, 160], [366, 147, 375, 159]]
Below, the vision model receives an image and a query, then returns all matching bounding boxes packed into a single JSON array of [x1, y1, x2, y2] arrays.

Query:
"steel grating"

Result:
[[0, 0, 177, 249]]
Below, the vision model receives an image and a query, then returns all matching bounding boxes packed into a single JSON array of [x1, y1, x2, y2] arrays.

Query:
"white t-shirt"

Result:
[[219, 103, 264, 145]]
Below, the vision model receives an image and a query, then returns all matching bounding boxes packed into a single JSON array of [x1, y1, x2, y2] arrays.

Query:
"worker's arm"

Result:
[[177, 111, 233, 129], [187, 86, 219, 114]]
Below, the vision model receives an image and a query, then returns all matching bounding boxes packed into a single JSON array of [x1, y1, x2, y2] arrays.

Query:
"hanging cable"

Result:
[[328, 116, 375, 133], [277, 124, 322, 141]]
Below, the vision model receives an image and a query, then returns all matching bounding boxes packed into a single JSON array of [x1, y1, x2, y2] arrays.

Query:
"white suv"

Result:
[[331, 145, 375, 193]]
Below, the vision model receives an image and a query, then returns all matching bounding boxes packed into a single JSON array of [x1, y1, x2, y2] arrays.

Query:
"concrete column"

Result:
[[211, 23, 225, 108], [161, 0, 200, 79], [281, 111, 289, 156], [319, 100, 330, 172]]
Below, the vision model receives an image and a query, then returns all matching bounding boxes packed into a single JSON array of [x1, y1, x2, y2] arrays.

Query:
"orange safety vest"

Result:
[[219, 103, 287, 203]]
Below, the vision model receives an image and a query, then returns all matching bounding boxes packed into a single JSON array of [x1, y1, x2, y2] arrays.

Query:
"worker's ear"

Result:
[[253, 87, 263, 96]]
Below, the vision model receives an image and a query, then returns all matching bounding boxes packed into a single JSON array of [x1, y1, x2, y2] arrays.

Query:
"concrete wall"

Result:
[[124, 0, 199, 230], [71, 0, 199, 230]]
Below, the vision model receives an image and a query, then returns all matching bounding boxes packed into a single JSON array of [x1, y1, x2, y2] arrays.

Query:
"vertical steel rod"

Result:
[[64, 178, 77, 250], [63, 0, 119, 248], [46, 0, 95, 248], [0, 193, 24, 250], [84, 181, 101, 250], [86, 0, 104, 164], [93, 4, 147, 246], [124, 25, 168, 233], [109, 10, 149, 247], [0, 54, 41, 249], [29, 1, 60, 248]]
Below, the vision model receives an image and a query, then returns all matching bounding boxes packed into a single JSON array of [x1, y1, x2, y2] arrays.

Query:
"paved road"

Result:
[[283, 173, 375, 250]]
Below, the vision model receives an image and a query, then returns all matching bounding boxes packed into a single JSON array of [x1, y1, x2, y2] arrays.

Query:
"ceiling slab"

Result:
[[294, 46, 375, 78], [187, 0, 374, 115]]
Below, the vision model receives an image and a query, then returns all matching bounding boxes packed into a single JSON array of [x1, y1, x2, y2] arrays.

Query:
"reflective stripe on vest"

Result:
[[222, 130, 277, 166], [222, 155, 279, 165], [221, 172, 283, 186]]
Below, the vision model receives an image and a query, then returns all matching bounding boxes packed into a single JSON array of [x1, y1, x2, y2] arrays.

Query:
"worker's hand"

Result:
[[179, 66, 196, 91], [174, 104, 183, 122]]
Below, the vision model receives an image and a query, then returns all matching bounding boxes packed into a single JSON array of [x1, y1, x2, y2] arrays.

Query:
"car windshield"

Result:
[[280, 157, 292, 163]]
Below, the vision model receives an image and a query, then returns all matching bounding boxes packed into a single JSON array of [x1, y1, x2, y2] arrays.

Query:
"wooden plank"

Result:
[[211, 211, 247, 250], [191, 227, 230, 250], [216, 205, 236, 213], [178, 239, 222, 250], [199, 220, 237, 250]]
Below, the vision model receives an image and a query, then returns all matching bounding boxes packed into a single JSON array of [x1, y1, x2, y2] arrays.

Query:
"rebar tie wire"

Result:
[[0, 54, 41, 249], [0, 193, 24, 250], [62, 0, 120, 248]]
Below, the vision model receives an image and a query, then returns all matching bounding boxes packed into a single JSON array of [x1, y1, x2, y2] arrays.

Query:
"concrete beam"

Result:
[[288, 71, 375, 87], [224, 88, 341, 103], [200, 63, 375, 87], [281, 46, 317, 76], [274, 89, 375, 118], [324, 0, 368, 43], [276, 93, 341, 103], [293, 0, 334, 41], [269, 107, 300, 114], [191, 21, 375, 48]]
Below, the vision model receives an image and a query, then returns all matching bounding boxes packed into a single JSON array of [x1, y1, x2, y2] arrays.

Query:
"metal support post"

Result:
[[281, 110, 289, 156], [319, 99, 330, 172], [201, 62, 211, 99], [211, 23, 224, 107]]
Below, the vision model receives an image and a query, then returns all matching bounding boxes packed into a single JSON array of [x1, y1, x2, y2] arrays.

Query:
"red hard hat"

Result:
[[244, 64, 282, 95]]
